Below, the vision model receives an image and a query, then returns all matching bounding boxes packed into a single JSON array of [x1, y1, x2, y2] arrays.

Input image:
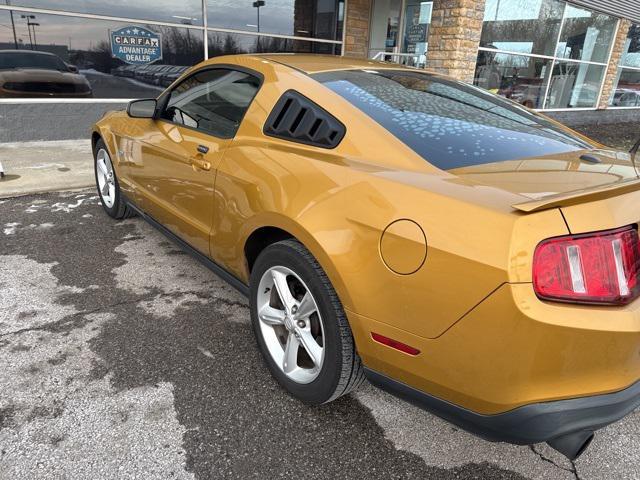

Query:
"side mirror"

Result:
[[67, 64, 79, 73], [127, 99, 157, 119]]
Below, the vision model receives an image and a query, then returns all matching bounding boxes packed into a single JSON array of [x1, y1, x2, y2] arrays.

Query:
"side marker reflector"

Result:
[[371, 332, 420, 356]]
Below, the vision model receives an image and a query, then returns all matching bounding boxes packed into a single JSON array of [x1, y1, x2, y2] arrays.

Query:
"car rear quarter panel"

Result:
[[211, 60, 571, 341]]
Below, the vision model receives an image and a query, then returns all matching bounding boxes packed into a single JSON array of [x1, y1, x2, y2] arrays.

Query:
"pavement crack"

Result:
[[529, 444, 579, 479]]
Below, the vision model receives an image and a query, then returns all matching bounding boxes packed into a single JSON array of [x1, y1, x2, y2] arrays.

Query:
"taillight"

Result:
[[533, 225, 640, 305]]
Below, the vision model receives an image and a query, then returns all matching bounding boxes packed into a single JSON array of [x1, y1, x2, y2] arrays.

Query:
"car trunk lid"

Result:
[[448, 148, 639, 213]]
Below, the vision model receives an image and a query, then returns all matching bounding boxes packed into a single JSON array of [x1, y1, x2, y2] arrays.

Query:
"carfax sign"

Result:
[[111, 26, 162, 65]]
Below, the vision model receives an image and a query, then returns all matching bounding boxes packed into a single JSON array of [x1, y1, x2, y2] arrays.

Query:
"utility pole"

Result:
[[29, 21, 39, 49], [6, 1, 18, 49], [20, 14, 36, 49]]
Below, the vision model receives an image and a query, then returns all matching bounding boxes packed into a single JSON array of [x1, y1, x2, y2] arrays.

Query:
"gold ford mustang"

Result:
[[92, 54, 640, 460]]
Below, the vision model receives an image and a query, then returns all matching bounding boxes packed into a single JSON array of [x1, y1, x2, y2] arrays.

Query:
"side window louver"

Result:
[[263, 90, 346, 149]]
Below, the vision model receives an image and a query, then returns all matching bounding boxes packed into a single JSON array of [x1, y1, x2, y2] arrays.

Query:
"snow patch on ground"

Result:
[[0, 256, 79, 335], [0, 310, 194, 480], [112, 220, 248, 320]]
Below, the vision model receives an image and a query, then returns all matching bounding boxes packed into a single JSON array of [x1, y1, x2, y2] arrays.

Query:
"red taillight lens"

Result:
[[533, 226, 640, 305]]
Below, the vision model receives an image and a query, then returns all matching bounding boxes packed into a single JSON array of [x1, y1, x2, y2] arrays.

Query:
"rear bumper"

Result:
[[365, 367, 640, 445]]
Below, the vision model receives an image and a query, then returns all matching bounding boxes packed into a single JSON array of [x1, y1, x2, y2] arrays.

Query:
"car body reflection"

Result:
[[0, 50, 92, 98]]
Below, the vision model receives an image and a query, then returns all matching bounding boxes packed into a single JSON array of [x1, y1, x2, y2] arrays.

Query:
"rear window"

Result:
[[312, 69, 593, 170], [0, 51, 67, 71]]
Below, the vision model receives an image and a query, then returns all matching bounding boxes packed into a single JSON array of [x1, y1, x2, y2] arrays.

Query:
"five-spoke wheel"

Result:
[[250, 240, 365, 404], [96, 148, 116, 209], [257, 266, 325, 384], [93, 138, 134, 219]]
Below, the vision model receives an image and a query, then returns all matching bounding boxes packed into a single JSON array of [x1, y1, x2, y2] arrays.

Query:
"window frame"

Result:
[[155, 64, 264, 140], [475, 0, 621, 112]]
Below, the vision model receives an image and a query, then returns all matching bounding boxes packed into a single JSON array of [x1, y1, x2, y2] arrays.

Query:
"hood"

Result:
[[448, 148, 638, 202], [0, 68, 88, 84]]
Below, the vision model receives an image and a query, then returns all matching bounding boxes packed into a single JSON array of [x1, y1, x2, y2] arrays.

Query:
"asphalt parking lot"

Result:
[[2, 190, 640, 479]]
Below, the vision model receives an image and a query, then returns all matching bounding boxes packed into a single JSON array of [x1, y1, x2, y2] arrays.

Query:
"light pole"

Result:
[[28, 21, 39, 49], [5, 0, 18, 49], [252, 0, 265, 33], [20, 14, 36, 49], [253, 0, 265, 50]]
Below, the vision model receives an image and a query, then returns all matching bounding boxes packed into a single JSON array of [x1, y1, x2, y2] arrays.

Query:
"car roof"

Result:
[[256, 54, 423, 74], [0, 49, 56, 56]]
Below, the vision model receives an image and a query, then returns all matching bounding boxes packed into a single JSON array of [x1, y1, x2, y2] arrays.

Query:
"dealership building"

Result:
[[0, 0, 639, 141]]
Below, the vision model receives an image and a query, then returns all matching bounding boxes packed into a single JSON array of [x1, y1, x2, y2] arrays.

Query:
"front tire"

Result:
[[93, 138, 134, 219], [250, 239, 364, 404]]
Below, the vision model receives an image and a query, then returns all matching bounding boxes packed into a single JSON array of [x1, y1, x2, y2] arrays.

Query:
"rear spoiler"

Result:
[[512, 177, 640, 213]]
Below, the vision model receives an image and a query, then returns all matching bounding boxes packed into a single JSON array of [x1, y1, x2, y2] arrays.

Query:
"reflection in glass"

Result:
[[0, 10, 204, 98], [474, 50, 551, 108], [481, 0, 564, 57], [610, 69, 640, 107], [6, 0, 203, 25], [207, 31, 340, 57], [313, 69, 592, 170], [162, 69, 260, 138], [546, 61, 605, 108], [369, 0, 402, 58], [207, 0, 344, 40], [556, 5, 617, 64], [610, 24, 640, 107], [399, 0, 432, 68], [621, 24, 640, 68]]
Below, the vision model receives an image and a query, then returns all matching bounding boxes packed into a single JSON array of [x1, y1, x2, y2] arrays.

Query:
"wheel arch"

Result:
[[240, 215, 355, 313]]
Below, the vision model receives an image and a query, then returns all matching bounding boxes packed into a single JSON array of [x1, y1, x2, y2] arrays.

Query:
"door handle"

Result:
[[191, 157, 211, 171], [197, 144, 210, 154]]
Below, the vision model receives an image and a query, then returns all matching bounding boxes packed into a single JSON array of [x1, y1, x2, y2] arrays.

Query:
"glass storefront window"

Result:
[[206, 0, 344, 41], [546, 61, 605, 108], [621, 24, 640, 68], [0, 10, 204, 98], [207, 31, 340, 57], [6, 0, 204, 25], [474, 51, 552, 108], [477, 0, 618, 110], [610, 24, 640, 107], [368, 0, 402, 58], [611, 69, 640, 107], [556, 5, 617, 64], [481, 0, 565, 57], [0, 2, 342, 100]]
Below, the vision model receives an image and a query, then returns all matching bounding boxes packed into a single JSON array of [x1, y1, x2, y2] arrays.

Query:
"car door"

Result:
[[129, 67, 262, 255]]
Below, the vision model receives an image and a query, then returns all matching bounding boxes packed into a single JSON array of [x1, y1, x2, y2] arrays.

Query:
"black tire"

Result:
[[250, 239, 365, 404], [93, 138, 135, 220]]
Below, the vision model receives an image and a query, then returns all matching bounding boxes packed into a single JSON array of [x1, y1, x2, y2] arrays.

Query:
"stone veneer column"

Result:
[[425, 0, 486, 83], [343, 0, 372, 58], [598, 19, 632, 110]]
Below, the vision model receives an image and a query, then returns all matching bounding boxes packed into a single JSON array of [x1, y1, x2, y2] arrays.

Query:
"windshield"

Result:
[[0, 51, 68, 71], [312, 69, 594, 170]]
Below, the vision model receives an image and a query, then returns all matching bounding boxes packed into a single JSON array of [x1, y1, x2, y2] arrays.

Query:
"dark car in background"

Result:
[[110, 62, 189, 87], [0, 50, 92, 98]]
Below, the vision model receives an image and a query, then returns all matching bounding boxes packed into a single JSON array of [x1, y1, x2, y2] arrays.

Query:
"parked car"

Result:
[[613, 89, 640, 107], [0, 49, 92, 98], [92, 54, 640, 462]]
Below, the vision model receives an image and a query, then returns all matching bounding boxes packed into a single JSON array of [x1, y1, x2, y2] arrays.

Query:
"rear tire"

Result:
[[93, 138, 134, 220], [250, 239, 365, 404]]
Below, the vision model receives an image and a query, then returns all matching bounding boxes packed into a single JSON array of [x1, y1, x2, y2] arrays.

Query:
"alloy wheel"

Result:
[[256, 266, 325, 384], [96, 148, 116, 209]]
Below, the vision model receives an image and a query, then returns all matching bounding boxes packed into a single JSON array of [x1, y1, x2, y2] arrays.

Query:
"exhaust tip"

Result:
[[546, 430, 594, 461]]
